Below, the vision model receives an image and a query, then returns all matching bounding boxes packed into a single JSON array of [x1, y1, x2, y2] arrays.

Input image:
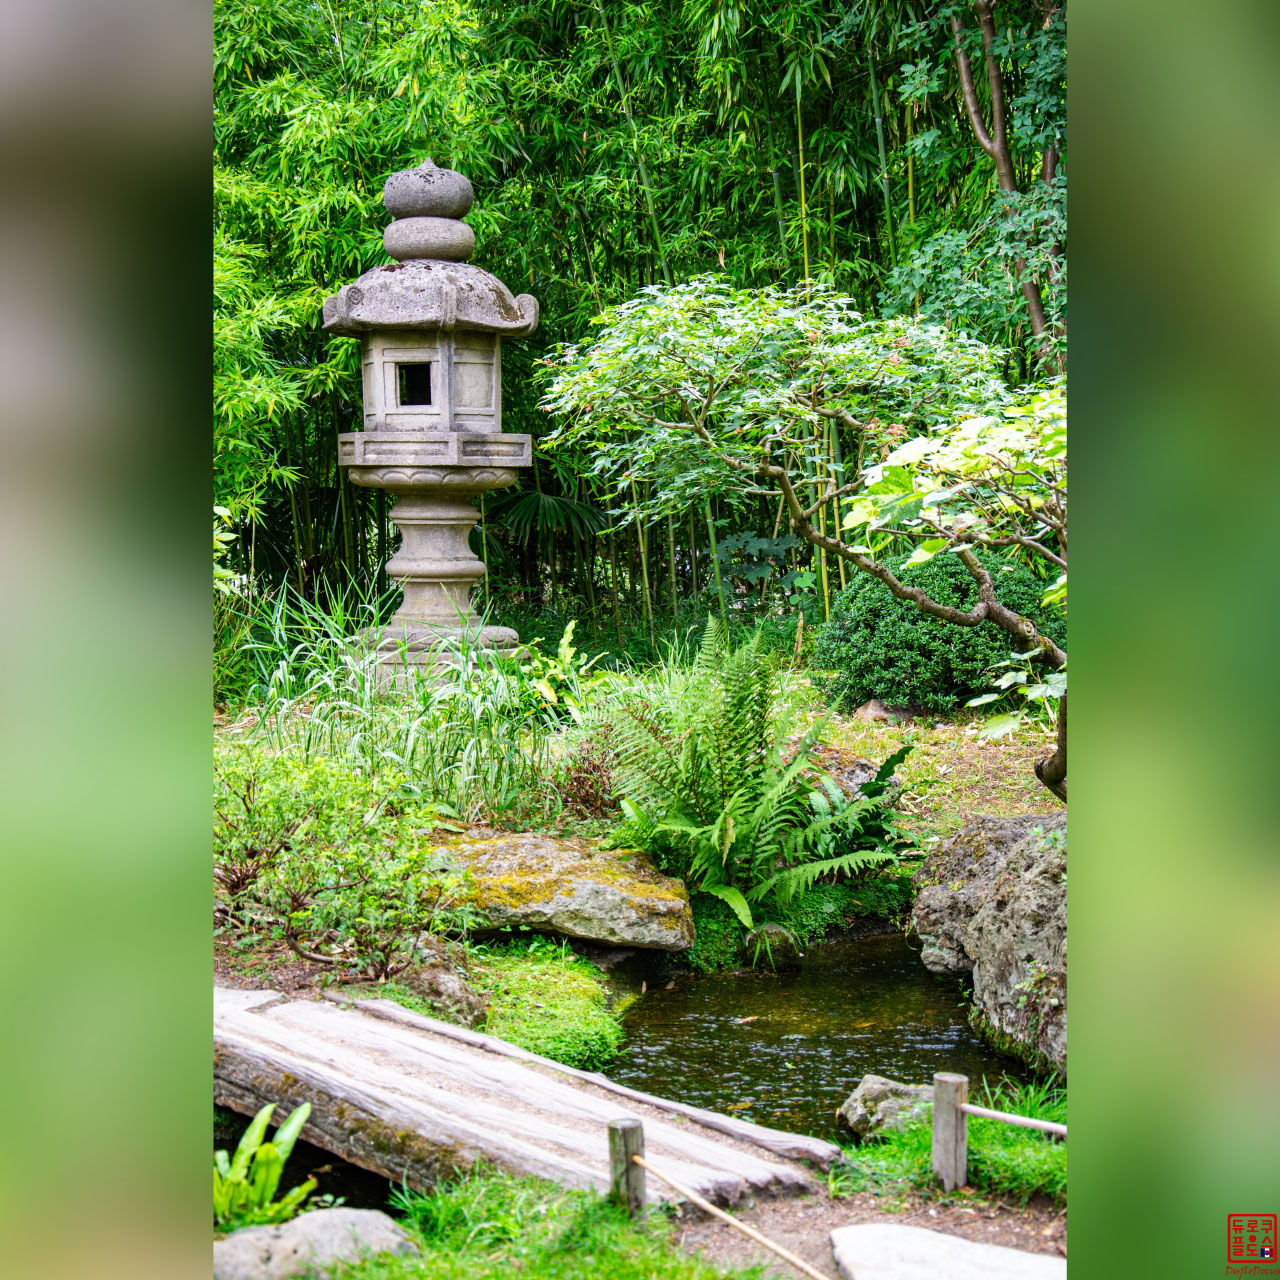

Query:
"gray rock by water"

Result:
[[837, 1074, 933, 1140], [744, 922, 801, 968], [830, 1223, 1065, 1280], [911, 815, 1066, 1070], [213, 1208, 418, 1280], [446, 831, 695, 950]]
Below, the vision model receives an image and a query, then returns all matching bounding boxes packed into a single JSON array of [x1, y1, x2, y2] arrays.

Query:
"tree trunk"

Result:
[[951, 2, 1061, 369], [1035, 694, 1067, 801]]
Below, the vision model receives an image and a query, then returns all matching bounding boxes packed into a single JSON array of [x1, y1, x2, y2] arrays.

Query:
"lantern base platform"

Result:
[[361, 619, 526, 688]]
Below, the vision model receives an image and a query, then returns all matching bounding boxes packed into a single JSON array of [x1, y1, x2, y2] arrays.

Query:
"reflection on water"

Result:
[[610, 932, 1030, 1142]]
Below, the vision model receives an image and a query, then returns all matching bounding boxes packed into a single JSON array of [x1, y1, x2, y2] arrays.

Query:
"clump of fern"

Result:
[[611, 619, 911, 927]]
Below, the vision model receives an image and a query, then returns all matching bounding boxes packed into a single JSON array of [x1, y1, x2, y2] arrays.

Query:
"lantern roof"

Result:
[[322, 158, 539, 338]]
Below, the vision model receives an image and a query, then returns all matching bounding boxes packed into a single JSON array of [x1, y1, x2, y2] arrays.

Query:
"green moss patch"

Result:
[[469, 938, 624, 1070]]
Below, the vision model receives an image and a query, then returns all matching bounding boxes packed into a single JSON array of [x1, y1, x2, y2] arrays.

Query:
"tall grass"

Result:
[[223, 585, 563, 826]]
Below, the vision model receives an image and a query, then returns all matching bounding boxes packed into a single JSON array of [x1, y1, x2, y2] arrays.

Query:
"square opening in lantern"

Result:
[[396, 363, 433, 407]]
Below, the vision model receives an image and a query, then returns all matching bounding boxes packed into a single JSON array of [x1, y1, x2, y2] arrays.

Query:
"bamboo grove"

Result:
[[214, 0, 1065, 649]]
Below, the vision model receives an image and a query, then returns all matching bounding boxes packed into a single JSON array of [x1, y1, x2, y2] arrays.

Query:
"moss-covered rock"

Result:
[[445, 831, 694, 950]]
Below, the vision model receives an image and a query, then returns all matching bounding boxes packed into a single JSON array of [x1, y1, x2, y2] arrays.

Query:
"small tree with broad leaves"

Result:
[[541, 278, 1066, 800]]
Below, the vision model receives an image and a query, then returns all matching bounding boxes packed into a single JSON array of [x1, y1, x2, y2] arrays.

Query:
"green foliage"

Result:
[[214, 1102, 317, 1230], [214, 746, 479, 980], [813, 550, 1065, 712], [883, 2, 1066, 364], [213, 1, 1064, 631], [830, 1077, 1067, 1205], [772, 872, 917, 946], [542, 278, 1014, 525], [686, 871, 917, 973], [516, 621, 613, 728], [967, 650, 1067, 739], [849, 385, 1067, 611], [611, 620, 905, 922], [470, 938, 623, 1071], [214, 589, 258, 709], [334, 1168, 764, 1280], [685, 894, 750, 975]]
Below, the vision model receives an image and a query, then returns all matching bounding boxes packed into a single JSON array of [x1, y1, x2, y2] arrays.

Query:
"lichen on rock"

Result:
[[443, 830, 694, 950]]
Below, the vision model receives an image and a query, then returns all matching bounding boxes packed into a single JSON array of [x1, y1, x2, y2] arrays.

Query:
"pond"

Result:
[[610, 931, 1031, 1143]]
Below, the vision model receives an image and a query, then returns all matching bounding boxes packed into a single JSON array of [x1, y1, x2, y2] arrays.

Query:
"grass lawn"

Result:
[[328, 1169, 766, 1280], [786, 682, 1065, 845]]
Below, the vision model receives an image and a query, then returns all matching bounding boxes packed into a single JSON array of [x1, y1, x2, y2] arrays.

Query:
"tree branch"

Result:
[[951, 12, 996, 159]]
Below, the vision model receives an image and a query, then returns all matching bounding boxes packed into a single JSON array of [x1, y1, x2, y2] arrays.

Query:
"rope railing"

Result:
[[958, 1101, 1067, 1136], [607, 1118, 834, 1280], [606, 1073, 1065, 1275], [933, 1072, 1066, 1190]]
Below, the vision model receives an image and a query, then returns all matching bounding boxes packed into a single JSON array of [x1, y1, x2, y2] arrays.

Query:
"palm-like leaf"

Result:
[[487, 490, 609, 543]]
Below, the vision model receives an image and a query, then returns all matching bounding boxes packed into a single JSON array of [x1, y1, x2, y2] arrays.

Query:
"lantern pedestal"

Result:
[[342, 434, 531, 682]]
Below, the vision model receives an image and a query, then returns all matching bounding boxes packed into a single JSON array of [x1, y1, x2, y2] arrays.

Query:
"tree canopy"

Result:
[[214, 0, 1066, 596]]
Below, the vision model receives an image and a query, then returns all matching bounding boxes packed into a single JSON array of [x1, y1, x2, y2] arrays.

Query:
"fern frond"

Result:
[[748, 846, 897, 903]]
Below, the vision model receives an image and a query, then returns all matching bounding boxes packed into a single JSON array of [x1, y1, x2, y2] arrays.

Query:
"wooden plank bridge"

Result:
[[214, 986, 840, 1207]]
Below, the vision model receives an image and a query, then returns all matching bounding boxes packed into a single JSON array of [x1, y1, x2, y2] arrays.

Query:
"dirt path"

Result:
[[675, 1185, 1065, 1278]]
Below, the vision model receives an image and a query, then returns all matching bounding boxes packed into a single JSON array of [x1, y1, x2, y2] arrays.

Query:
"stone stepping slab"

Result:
[[830, 1224, 1066, 1280]]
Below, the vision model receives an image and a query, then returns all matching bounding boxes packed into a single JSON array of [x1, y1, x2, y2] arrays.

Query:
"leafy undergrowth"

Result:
[[685, 873, 917, 974], [829, 1078, 1067, 1206], [331, 1169, 764, 1280], [467, 937, 625, 1070], [788, 687, 1066, 844]]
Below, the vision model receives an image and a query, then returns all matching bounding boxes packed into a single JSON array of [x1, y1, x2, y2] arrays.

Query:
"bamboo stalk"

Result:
[[759, 495, 786, 605], [867, 54, 897, 268], [599, 5, 671, 286], [827, 421, 847, 591], [631, 480, 656, 649], [632, 1155, 832, 1280], [704, 498, 727, 621], [795, 94, 810, 286], [608, 533, 623, 647], [667, 513, 678, 619]]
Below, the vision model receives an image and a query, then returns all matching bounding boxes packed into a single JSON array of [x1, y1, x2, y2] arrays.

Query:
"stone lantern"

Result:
[[322, 158, 537, 678]]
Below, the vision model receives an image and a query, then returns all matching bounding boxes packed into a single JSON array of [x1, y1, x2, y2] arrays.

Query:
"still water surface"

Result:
[[611, 932, 1030, 1142]]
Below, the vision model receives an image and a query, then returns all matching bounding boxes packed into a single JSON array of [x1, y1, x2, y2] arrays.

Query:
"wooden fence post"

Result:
[[932, 1072, 969, 1191], [609, 1118, 646, 1222]]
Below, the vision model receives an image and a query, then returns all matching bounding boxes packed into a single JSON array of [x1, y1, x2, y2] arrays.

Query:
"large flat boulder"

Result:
[[214, 1208, 417, 1280], [445, 831, 694, 950], [911, 815, 1066, 1071], [830, 1224, 1064, 1280]]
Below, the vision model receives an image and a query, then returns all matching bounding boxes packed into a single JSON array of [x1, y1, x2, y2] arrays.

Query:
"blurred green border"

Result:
[[1073, 1, 1280, 1274]]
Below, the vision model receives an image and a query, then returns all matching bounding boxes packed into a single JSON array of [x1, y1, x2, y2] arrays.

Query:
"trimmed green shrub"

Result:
[[812, 552, 1066, 712]]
